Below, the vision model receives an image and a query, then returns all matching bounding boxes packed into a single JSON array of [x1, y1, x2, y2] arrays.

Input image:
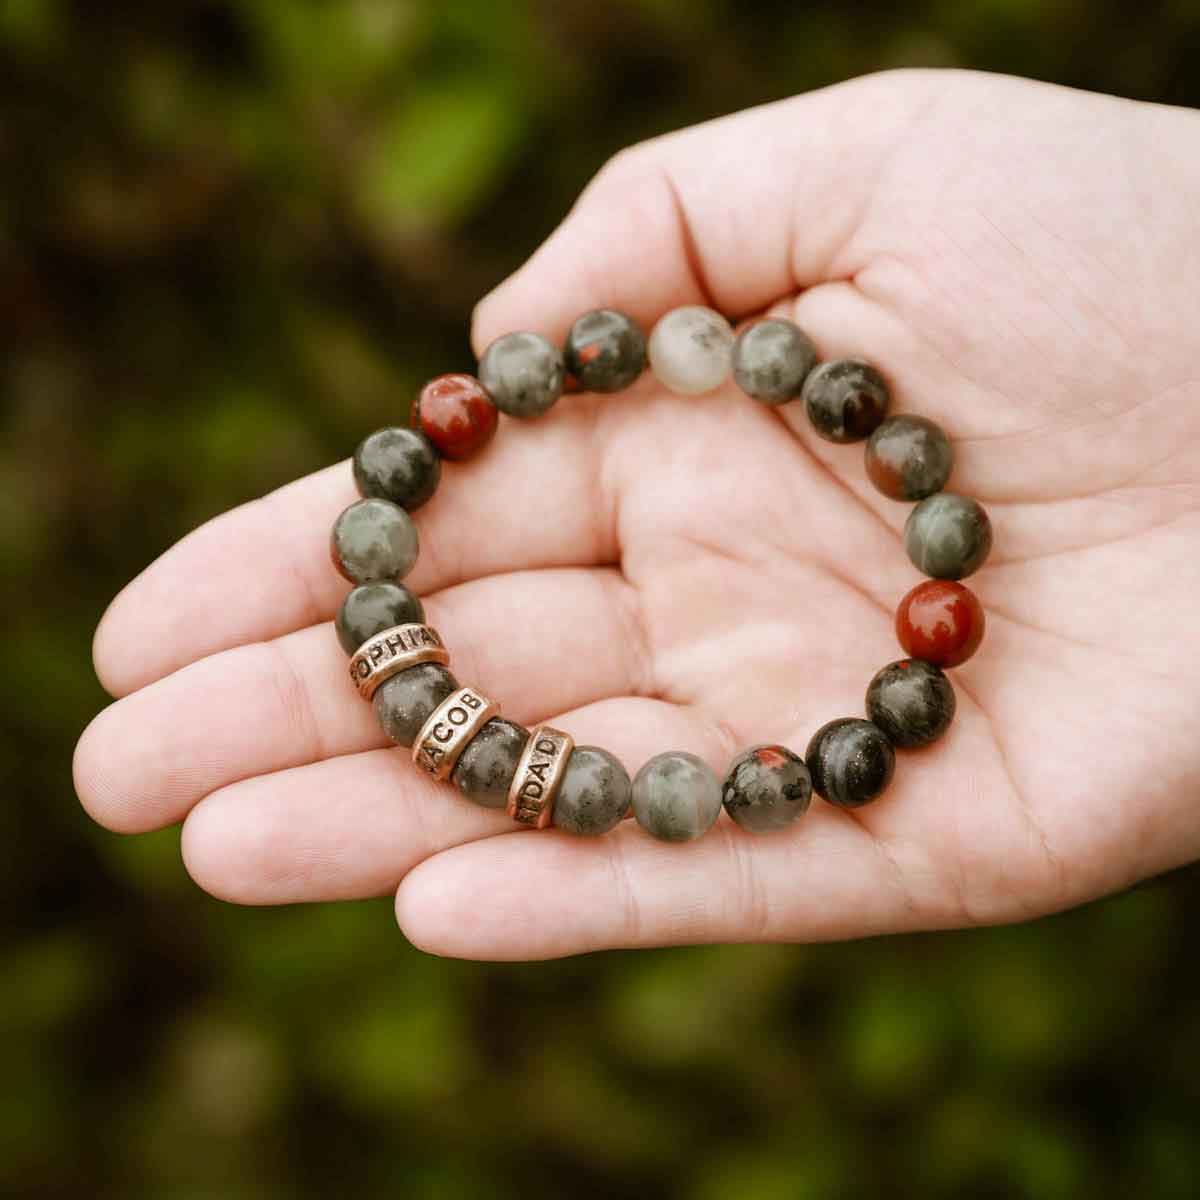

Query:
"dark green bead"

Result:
[[553, 746, 631, 836], [632, 751, 722, 842], [865, 415, 953, 501], [335, 582, 425, 654], [353, 427, 441, 511], [330, 497, 418, 584], [478, 331, 564, 418], [731, 317, 817, 405], [564, 309, 647, 393], [802, 359, 890, 443], [451, 718, 529, 809], [904, 492, 992, 580], [373, 664, 458, 748], [805, 718, 895, 808], [722, 744, 812, 833], [866, 659, 956, 748]]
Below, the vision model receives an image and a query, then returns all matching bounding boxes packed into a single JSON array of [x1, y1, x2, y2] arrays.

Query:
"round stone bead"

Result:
[[895, 579, 986, 668], [801, 359, 890, 443], [722, 744, 812, 833], [330, 498, 419, 585], [353, 426, 441, 512], [451, 717, 530, 810], [413, 373, 498, 461], [805, 718, 895, 809], [866, 659, 957, 749], [478, 331, 564, 418], [335, 581, 425, 654], [647, 306, 734, 395], [632, 751, 722, 843], [731, 317, 817, 405], [865, 414, 953, 501], [373, 664, 459, 748], [553, 746, 632, 836], [904, 492, 993, 580], [564, 308, 646, 393]]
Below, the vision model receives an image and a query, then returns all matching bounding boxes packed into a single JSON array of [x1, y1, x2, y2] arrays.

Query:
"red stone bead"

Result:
[[412, 373, 498, 461], [895, 579, 985, 668]]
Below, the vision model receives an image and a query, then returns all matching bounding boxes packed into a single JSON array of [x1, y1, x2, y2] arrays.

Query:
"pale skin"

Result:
[[73, 70, 1200, 960]]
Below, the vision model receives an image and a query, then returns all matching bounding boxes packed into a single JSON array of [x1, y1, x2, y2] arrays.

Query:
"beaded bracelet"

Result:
[[329, 305, 990, 842]]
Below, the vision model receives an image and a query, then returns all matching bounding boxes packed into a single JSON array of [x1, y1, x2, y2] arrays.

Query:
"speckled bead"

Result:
[[413, 373, 498, 461], [805, 718, 895, 809], [896, 579, 986, 668], [451, 717, 530, 810], [865, 415, 953, 501], [335, 581, 425, 654], [478, 331, 564, 418], [722, 745, 812, 833], [802, 359, 890, 443], [731, 318, 817, 405], [564, 309, 647, 393], [353, 426, 441, 512], [553, 746, 632, 836], [904, 492, 993, 580], [373, 663, 459, 748], [330, 498, 419, 585], [866, 659, 956, 749], [647, 306, 734, 395], [632, 751, 723, 843]]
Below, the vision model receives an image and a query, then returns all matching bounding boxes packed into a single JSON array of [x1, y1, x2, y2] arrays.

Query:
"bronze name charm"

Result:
[[348, 623, 448, 700], [507, 725, 575, 829], [412, 686, 499, 781]]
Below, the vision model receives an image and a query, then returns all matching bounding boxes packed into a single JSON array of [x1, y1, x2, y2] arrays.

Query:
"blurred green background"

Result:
[[4, 1, 1199, 1196]]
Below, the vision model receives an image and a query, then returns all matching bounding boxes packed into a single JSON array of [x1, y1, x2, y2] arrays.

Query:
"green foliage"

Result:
[[2, 1, 1198, 1195]]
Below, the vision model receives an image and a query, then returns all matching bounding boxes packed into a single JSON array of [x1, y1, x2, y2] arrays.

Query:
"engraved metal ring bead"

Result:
[[412, 686, 500, 781], [348, 623, 449, 701], [507, 725, 574, 829]]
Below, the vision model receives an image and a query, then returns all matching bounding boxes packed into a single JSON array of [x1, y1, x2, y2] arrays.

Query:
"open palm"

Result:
[[74, 69, 1200, 959]]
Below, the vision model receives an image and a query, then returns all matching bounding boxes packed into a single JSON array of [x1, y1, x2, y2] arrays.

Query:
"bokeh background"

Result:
[[4, 2, 1200, 1196]]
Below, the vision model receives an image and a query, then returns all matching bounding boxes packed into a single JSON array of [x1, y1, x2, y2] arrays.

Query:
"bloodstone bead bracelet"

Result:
[[330, 305, 991, 841]]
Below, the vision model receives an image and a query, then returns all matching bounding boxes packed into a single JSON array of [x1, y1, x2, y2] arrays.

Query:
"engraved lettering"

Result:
[[432, 722, 454, 743], [461, 693, 483, 710], [369, 643, 385, 664], [448, 706, 469, 727], [535, 736, 558, 756]]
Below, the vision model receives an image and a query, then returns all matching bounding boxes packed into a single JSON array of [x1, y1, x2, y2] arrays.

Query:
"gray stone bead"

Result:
[[865, 415, 953, 501], [330, 497, 419, 584], [335, 581, 425, 654], [553, 746, 632, 836], [904, 492, 993, 580], [478, 331, 564, 418], [373, 664, 458, 748], [731, 317, 817, 405], [353, 426, 441, 511], [564, 308, 647, 393], [801, 359, 890, 443], [632, 751, 722, 843], [866, 659, 956, 749], [451, 718, 529, 809], [805, 718, 895, 809], [722, 744, 812, 833]]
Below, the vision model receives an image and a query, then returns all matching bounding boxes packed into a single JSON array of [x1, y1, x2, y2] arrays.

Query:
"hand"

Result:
[[74, 69, 1200, 960]]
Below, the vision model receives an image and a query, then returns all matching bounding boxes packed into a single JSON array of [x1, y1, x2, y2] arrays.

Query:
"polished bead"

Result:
[[632, 751, 722, 843], [413, 373, 498, 461], [564, 308, 646, 393], [553, 746, 632, 836], [866, 659, 956, 748], [335, 582, 425, 654], [353, 426, 441, 511], [904, 492, 992, 580], [373, 663, 459, 748], [478, 331, 564, 418], [805, 718, 895, 808], [895, 579, 986, 668], [731, 317, 817, 405], [865, 415, 953, 501], [722, 744, 812, 833], [330, 498, 418, 585], [802, 359, 890, 442], [647, 306, 734, 395], [452, 718, 531, 810]]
